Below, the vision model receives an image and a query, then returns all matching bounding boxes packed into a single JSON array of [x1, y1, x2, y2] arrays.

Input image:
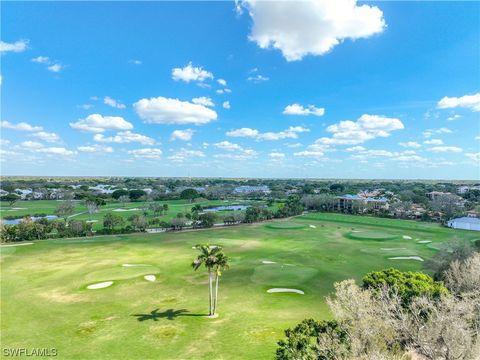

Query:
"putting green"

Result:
[[264, 222, 308, 230], [346, 230, 399, 241], [251, 264, 318, 287], [84, 265, 161, 282]]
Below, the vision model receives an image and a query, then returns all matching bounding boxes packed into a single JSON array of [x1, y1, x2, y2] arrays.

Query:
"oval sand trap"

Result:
[[122, 263, 149, 267], [389, 256, 424, 262], [87, 281, 113, 289], [417, 240, 432, 244], [1, 242, 34, 247], [112, 208, 140, 212], [403, 235, 412, 240], [309, 225, 316, 228], [267, 288, 304, 295], [144, 275, 156, 282], [262, 260, 276, 264]]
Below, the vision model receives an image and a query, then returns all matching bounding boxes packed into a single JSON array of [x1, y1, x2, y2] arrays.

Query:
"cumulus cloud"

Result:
[[217, 79, 227, 86], [77, 145, 114, 153], [192, 96, 214, 107], [423, 127, 452, 138], [423, 139, 443, 145], [37, 147, 76, 156], [172, 62, 213, 82], [399, 141, 421, 149], [128, 148, 162, 159], [19, 141, 44, 149], [317, 114, 404, 145], [447, 114, 461, 121], [428, 146, 463, 153], [240, 0, 385, 61], [222, 101, 231, 109], [134, 96, 217, 125], [283, 103, 325, 117], [346, 146, 366, 152], [70, 114, 133, 133], [294, 150, 325, 159], [94, 131, 155, 145], [465, 152, 480, 162], [31, 56, 50, 63], [30, 131, 61, 143], [226, 126, 309, 141], [168, 149, 205, 162], [170, 129, 195, 141], [1, 121, 42, 132], [437, 93, 480, 112], [0, 40, 28, 53], [269, 152, 285, 159], [247, 74, 269, 83], [214, 141, 243, 151], [47, 64, 63, 73], [349, 148, 427, 163], [104, 96, 126, 109]]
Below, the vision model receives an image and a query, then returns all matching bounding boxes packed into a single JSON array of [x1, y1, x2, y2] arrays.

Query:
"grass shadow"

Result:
[[132, 308, 206, 321]]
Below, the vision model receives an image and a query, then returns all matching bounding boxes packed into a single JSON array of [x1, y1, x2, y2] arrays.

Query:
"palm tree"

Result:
[[212, 251, 229, 316], [192, 244, 222, 316]]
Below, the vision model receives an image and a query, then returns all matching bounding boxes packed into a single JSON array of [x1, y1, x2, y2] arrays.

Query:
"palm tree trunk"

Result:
[[208, 269, 213, 315], [213, 272, 219, 315]]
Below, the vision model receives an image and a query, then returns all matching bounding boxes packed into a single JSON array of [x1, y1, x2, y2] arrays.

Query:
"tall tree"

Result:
[[55, 200, 75, 222], [212, 251, 229, 316], [191, 244, 221, 316]]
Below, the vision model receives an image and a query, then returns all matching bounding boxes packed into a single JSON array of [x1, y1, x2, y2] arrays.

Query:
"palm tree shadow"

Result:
[[132, 308, 207, 321]]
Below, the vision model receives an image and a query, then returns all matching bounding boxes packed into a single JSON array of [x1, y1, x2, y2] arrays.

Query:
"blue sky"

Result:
[[1, 1, 479, 179]]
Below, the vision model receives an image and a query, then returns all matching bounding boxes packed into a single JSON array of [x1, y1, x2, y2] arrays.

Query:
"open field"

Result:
[[1, 213, 478, 359], [0, 199, 271, 230]]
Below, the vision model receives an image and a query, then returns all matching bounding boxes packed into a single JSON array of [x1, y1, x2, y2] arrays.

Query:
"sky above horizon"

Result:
[[1, 1, 479, 180]]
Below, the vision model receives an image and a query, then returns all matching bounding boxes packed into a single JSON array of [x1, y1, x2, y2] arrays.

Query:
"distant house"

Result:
[[447, 217, 480, 231], [457, 185, 480, 194], [426, 191, 451, 200], [233, 185, 271, 194]]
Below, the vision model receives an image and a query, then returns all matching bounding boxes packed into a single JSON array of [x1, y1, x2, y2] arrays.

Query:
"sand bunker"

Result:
[[6, 207, 27, 211], [87, 281, 113, 289], [144, 275, 156, 282], [112, 208, 140, 212], [403, 235, 412, 240], [417, 240, 432, 244], [86, 220, 98, 223], [267, 288, 304, 295], [389, 256, 424, 262], [381, 247, 407, 251], [122, 263, 149, 267], [262, 260, 276, 264], [309, 225, 317, 228], [1, 242, 34, 247]]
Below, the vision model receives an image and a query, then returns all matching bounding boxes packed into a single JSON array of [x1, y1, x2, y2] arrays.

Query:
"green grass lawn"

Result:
[[0, 199, 261, 230], [1, 213, 477, 359]]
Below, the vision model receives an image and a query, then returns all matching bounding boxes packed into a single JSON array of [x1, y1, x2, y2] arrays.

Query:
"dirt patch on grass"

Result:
[[149, 324, 184, 341], [40, 289, 87, 303], [77, 321, 97, 336]]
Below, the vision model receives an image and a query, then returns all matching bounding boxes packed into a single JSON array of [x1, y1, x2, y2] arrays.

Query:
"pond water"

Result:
[[2, 215, 59, 225], [203, 205, 250, 212]]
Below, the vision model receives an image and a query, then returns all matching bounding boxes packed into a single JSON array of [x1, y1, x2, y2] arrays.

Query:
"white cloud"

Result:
[[172, 62, 213, 82], [134, 96, 217, 125], [217, 79, 227, 86], [226, 126, 309, 141], [70, 114, 133, 133], [1, 121, 42, 132], [428, 146, 463, 153], [423, 139, 443, 145], [346, 146, 366, 152], [128, 148, 162, 159], [94, 131, 155, 145], [247, 74, 269, 82], [19, 141, 44, 149], [31, 56, 50, 64], [214, 149, 257, 161], [465, 152, 480, 162], [170, 129, 195, 141], [77, 145, 114, 153], [447, 114, 461, 121], [129, 59, 142, 65], [437, 93, 480, 112], [192, 96, 214, 107], [222, 101, 231, 109], [168, 149, 205, 162], [30, 131, 61, 143], [214, 141, 243, 151], [37, 147, 76, 156], [399, 141, 421, 149], [47, 64, 63, 73], [0, 40, 28, 53], [317, 114, 404, 145], [283, 103, 325, 117], [422, 127, 452, 138], [269, 152, 285, 159], [285, 142, 303, 148], [241, 0, 385, 61], [78, 104, 94, 110], [104, 96, 126, 109], [294, 150, 325, 158]]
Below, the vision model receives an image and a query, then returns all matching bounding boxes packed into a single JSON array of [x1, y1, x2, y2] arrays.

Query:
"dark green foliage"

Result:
[[103, 212, 125, 230], [180, 188, 200, 202], [198, 212, 217, 228], [276, 319, 349, 360], [128, 189, 147, 201], [362, 268, 449, 304], [276, 195, 303, 218], [1, 193, 20, 206], [111, 189, 129, 199]]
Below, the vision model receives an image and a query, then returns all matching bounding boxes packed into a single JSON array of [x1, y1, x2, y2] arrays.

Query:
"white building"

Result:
[[447, 217, 480, 231]]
